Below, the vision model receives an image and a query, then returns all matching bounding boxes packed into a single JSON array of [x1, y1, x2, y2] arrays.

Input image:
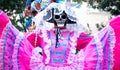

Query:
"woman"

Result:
[[0, 3, 120, 70], [0, 3, 91, 69]]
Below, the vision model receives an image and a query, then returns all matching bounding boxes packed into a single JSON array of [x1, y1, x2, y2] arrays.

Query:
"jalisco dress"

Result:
[[0, 10, 33, 70], [85, 16, 120, 70], [27, 28, 93, 70], [0, 9, 92, 70], [28, 3, 93, 69], [0, 3, 120, 70]]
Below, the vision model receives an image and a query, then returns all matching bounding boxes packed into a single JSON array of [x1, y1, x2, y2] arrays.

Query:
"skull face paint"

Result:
[[54, 11, 67, 27]]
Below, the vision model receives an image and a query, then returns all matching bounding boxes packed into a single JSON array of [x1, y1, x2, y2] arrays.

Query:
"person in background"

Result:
[[25, 0, 50, 32], [25, 0, 42, 32]]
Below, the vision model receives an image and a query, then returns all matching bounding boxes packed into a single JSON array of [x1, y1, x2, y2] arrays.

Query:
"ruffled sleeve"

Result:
[[109, 15, 120, 70], [84, 22, 115, 69], [0, 10, 34, 70], [75, 32, 93, 51]]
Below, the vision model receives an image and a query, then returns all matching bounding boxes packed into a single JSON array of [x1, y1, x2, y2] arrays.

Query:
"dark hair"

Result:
[[32, 11, 38, 16], [52, 0, 56, 2]]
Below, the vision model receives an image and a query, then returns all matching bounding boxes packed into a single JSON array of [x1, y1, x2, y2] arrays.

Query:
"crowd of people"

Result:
[[25, 0, 49, 32]]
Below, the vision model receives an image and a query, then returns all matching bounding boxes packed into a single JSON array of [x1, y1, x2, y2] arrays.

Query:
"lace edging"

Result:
[[12, 32, 24, 69], [108, 25, 116, 69], [41, 29, 51, 64]]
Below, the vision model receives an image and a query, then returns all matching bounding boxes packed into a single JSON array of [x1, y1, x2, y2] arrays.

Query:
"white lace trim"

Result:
[[87, 27, 105, 69], [30, 30, 85, 70], [12, 32, 24, 70], [41, 29, 51, 64], [107, 25, 116, 69], [30, 47, 43, 69], [94, 34, 103, 69], [30, 49, 85, 70], [67, 32, 77, 64], [92, 25, 115, 69], [0, 22, 23, 69]]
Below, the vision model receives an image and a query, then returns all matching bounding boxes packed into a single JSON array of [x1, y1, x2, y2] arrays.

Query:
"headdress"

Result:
[[33, 3, 89, 34]]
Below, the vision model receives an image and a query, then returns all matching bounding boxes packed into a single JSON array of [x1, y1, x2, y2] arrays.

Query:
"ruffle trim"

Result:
[[0, 22, 12, 69], [67, 32, 77, 64], [41, 29, 51, 64], [107, 25, 116, 69], [94, 33, 103, 69], [30, 48, 43, 69], [0, 22, 19, 69], [92, 25, 115, 69], [30, 30, 85, 70], [12, 32, 24, 69], [30, 48, 85, 70], [87, 26, 106, 69]]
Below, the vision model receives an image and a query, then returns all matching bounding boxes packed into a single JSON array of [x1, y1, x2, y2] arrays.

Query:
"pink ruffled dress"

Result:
[[0, 10, 33, 70], [27, 28, 93, 70], [83, 16, 120, 70], [1, 9, 120, 70], [0, 10, 92, 70]]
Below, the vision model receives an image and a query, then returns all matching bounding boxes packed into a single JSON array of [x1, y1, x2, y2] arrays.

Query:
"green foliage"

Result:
[[0, 0, 26, 32], [88, 0, 120, 15], [73, 0, 82, 3]]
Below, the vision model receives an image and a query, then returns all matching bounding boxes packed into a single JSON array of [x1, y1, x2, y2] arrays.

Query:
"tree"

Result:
[[0, 0, 26, 32], [88, 0, 120, 15], [73, 0, 88, 3], [73, 0, 82, 3]]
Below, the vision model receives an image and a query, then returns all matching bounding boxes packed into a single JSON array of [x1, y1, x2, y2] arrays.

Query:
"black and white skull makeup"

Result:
[[42, 4, 76, 28], [53, 11, 67, 27]]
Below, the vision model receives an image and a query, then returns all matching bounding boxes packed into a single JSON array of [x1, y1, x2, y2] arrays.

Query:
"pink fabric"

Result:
[[0, 24, 34, 70], [19, 38, 34, 70], [83, 15, 120, 69], [0, 10, 33, 69], [27, 32, 44, 48], [84, 26, 111, 69], [0, 9, 96, 70], [0, 10, 10, 36], [29, 29, 86, 70], [110, 16, 120, 70], [76, 32, 93, 50], [1, 9, 120, 70]]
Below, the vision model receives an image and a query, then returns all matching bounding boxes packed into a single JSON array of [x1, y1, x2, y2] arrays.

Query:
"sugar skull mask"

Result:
[[43, 7, 76, 28], [53, 11, 67, 27]]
